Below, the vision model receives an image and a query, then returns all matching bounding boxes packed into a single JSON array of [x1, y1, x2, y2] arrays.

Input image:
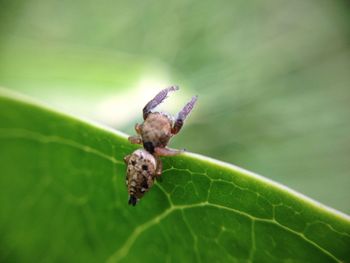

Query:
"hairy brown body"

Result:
[[141, 113, 173, 150], [124, 86, 198, 206], [125, 149, 156, 202]]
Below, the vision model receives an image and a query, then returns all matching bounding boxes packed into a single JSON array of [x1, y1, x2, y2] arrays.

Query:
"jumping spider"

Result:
[[124, 86, 197, 206]]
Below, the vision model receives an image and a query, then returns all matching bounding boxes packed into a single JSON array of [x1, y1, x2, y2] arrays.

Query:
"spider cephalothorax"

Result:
[[124, 86, 197, 206]]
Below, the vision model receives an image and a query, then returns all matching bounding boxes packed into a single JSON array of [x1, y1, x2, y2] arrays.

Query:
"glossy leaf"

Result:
[[1, 0, 350, 214], [0, 88, 349, 262]]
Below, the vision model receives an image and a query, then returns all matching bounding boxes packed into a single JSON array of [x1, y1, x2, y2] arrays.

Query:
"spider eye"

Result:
[[142, 165, 148, 171]]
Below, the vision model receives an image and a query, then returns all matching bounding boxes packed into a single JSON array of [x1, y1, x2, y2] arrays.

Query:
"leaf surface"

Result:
[[0, 88, 349, 263]]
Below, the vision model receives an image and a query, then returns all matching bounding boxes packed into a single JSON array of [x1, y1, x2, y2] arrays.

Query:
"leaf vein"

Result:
[[0, 128, 343, 262]]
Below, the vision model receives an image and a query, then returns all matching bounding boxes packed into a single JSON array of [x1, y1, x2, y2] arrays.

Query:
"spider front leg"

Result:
[[143, 86, 179, 120], [155, 147, 185, 156], [172, 95, 198, 134]]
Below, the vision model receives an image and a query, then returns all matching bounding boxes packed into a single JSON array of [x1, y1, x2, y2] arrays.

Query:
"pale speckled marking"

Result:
[[126, 149, 157, 200]]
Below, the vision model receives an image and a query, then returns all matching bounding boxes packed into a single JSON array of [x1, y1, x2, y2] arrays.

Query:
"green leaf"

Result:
[[1, 0, 350, 213], [0, 88, 349, 263]]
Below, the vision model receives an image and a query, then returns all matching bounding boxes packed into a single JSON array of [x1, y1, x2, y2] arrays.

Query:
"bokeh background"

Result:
[[0, 0, 349, 213]]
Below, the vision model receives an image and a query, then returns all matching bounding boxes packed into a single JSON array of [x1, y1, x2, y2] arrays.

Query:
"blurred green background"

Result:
[[0, 0, 349, 213]]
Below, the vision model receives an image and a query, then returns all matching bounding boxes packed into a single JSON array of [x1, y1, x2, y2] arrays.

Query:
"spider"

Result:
[[124, 86, 197, 206]]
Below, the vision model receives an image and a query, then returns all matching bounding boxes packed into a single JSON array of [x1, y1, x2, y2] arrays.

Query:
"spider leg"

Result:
[[172, 95, 198, 135], [123, 154, 131, 164], [134, 123, 142, 135], [155, 156, 163, 179], [128, 135, 142, 145], [154, 147, 185, 156], [143, 86, 179, 120]]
